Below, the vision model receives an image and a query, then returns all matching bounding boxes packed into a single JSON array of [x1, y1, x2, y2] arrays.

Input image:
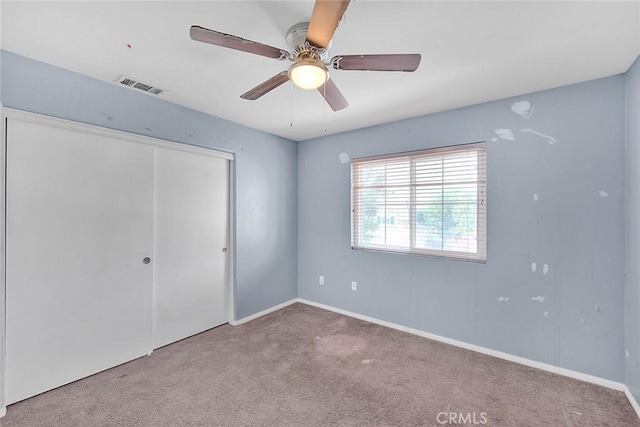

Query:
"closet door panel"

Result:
[[153, 147, 228, 349], [5, 119, 154, 404]]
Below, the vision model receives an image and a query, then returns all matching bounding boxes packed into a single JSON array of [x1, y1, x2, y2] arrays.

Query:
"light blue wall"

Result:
[[298, 75, 627, 381], [0, 50, 298, 320], [626, 55, 640, 400]]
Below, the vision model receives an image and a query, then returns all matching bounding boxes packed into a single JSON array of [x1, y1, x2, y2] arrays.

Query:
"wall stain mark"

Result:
[[511, 100, 535, 119], [521, 128, 557, 144], [494, 129, 515, 141]]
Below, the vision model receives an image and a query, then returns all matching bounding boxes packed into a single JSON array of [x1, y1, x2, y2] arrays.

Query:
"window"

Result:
[[351, 142, 486, 262]]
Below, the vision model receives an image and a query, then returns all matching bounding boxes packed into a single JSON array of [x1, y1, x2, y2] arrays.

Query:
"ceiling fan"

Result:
[[190, 0, 421, 111]]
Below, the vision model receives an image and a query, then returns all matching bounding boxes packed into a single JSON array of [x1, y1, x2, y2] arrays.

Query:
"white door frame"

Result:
[[0, 107, 236, 414]]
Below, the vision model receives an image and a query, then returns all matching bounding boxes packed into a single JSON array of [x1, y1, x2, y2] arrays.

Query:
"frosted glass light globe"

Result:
[[289, 60, 328, 90]]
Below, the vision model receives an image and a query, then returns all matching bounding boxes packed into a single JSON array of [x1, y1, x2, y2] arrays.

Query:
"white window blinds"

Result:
[[351, 142, 486, 262]]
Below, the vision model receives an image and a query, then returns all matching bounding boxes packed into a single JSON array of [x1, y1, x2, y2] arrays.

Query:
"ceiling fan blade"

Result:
[[331, 54, 422, 72], [190, 26, 289, 60], [306, 0, 351, 49], [318, 78, 349, 111], [241, 71, 290, 100]]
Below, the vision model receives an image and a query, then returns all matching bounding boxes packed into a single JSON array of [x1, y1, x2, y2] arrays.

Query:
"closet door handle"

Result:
[[143, 257, 152, 264]]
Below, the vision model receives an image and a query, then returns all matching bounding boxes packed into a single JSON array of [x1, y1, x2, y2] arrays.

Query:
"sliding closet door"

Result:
[[5, 118, 154, 404], [153, 147, 229, 349]]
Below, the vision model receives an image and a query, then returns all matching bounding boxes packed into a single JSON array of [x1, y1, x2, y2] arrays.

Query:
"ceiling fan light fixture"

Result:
[[191, 0, 420, 111], [288, 59, 328, 90]]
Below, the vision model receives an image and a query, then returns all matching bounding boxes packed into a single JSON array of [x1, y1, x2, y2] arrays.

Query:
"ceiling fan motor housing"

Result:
[[286, 22, 330, 62]]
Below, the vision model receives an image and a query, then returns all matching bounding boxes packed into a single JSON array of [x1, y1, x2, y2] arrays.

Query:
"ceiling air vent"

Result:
[[115, 75, 168, 96]]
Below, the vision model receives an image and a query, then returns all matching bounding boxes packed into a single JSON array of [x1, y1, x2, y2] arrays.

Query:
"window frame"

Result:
[[351, 142, 487, 262]]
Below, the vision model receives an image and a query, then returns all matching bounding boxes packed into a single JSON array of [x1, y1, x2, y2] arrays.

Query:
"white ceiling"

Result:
[[2, 1, 639, 141]]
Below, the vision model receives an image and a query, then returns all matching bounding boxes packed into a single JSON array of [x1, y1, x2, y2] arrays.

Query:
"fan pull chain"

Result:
[[322, 82, 327, 133], [290, 81, 294, 127], [323, 82, 327, 133]]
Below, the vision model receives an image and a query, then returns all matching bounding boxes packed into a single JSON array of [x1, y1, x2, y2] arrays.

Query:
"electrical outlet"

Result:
[[319, 275, 324, 285], [351, 281, 357, 291]]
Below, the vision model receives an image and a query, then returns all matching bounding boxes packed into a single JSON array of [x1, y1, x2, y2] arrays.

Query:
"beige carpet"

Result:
[[1, 303, 638, 426]]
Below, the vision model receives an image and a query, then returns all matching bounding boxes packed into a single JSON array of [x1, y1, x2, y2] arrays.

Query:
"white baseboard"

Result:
[[229, 298, 298, 326], [296, 298, 626, 392], [625, 387, 640, 419], [0, 406, 6, 418]]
